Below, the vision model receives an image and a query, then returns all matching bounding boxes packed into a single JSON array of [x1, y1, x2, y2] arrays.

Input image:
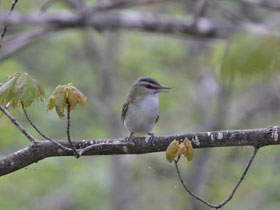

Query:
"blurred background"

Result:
[[1, 0, 280, 209]]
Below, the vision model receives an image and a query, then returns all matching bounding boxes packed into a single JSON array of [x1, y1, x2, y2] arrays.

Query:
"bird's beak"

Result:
[[158, 86, 171, 93]]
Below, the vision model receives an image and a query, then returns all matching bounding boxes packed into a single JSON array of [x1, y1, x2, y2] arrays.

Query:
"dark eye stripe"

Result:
[[144, 84, 158, 89]]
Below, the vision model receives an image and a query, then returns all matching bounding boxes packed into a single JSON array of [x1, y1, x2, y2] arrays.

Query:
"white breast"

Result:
[[124, 94, 159, 134]]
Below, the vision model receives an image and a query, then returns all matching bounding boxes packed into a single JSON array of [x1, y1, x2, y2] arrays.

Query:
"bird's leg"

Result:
[[125, 132, 134, 141], [148, 132, 156, 141]]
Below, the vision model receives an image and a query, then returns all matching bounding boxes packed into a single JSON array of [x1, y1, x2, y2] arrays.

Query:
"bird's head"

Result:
[[128, 77, 171, 101]]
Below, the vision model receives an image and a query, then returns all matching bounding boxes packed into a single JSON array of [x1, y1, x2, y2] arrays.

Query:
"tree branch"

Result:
[[0, 126, 279, 176]]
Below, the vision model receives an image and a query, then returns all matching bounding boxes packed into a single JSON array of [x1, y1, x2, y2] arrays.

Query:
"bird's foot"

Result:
[[148, 133, 156, 141], [124, 132, 134, 142]]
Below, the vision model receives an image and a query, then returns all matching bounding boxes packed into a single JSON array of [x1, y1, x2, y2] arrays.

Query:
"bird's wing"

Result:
[[155, 114, 159, 124], [121, 102, 129, 124]]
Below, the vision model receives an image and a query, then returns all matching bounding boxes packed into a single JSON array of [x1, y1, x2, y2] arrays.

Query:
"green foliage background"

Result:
[[1, 1, 280, 210]]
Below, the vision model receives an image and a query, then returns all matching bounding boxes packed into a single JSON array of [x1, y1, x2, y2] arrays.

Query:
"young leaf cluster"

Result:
[[0, 72, 45, 108], [47, 83, 87, 118], [166, 138, 194, 163]]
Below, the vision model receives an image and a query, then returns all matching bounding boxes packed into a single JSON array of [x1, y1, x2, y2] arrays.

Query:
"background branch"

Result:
[[0, 26, 55, 62], [230, 0, 280, 11], [0, 0, 19, 49], [0, 11, 271, 39]]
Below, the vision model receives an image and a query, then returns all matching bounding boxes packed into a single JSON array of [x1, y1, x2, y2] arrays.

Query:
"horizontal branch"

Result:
[[0, 126, 279, 176], [0, 10, 272, 39]]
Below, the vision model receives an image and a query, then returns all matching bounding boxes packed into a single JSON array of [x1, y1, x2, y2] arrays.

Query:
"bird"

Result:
[[121, 76, 170, 141]]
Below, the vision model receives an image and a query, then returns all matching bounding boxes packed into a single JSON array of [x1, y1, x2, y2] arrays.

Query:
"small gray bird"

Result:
[[121, 77, 170, 140]]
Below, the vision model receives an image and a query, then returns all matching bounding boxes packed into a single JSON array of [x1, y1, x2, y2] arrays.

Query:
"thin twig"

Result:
[[66, 100, 80, 158], [20, 102, 72, 151], [175, 147, 259, 209], [0, 104, 36, 144], [0, 0, 19, 49]]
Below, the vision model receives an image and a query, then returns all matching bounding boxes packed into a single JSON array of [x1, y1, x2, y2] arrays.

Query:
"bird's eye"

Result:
[[145, 84, 153, 89]]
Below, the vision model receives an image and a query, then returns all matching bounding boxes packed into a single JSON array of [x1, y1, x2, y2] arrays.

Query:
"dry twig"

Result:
[[0, 104, 36, 144], [21, 102, 72, 151], [174, 147, 259, 209]]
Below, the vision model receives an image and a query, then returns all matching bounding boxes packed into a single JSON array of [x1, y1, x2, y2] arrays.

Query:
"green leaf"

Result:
[[15, 73, 34, 107]]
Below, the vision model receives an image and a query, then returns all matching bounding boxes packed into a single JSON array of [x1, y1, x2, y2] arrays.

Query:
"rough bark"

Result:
[[0, 126, 279, 176]]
